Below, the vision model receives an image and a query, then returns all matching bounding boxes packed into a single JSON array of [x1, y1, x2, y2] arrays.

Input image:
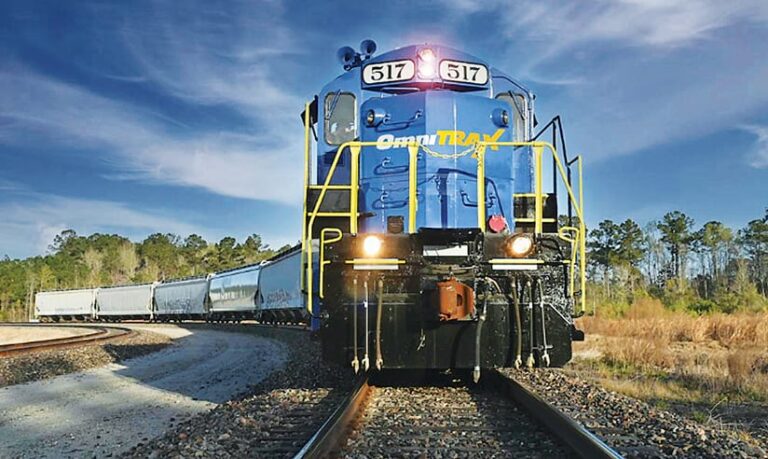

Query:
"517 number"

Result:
[[439, 60, 488, 84], [363, 60, 415, 84]]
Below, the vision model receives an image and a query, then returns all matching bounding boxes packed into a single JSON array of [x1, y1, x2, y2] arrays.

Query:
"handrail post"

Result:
[[306, 142, 353, 316], [349, 145, 361, 235], [578, 156, 586, 314], [301, 102, 311, 290], [475, 145, 487, 232], [407, 143, 419, 234], [533, 145, 544, 235]]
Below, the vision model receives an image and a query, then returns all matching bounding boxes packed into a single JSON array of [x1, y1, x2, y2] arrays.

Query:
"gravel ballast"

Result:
[[0, 327, 170, 387], [342, 377, 573, 458], [127, 329, 768, 458], [0, 325, 286, 459], [125, 327, 350, 459], [504, 368, 767, 458]]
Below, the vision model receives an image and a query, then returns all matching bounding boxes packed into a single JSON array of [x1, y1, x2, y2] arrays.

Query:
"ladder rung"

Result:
[[515, 218, 557, 223], [307, 212, 352, 217], [513, 193, 549, 198], [308, 185, 352, 190]]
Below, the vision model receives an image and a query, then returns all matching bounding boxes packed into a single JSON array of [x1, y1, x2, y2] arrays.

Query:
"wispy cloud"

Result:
[[442, 0, 768, 161], [118, 0, 302, 121], [0, 67, 304, 204], [447, 0, 768, 50], [0, 0, 308, 205], [743, 125, 768, 168], [0, 189, 202, 257]]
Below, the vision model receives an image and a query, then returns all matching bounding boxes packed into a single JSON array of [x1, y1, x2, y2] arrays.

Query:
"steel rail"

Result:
[[294, 375, 371, 459], [0, 324, 132, 357], [484, 369, 623, 459]]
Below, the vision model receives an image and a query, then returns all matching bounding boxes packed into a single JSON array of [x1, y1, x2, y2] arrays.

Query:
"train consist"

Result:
[[36, 40, 587, 379], [35, 248, 306, 323]]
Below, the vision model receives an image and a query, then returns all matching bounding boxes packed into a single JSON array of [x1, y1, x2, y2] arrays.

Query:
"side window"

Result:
[[496, 93, 527, 142], [324, 92, 357, 145]]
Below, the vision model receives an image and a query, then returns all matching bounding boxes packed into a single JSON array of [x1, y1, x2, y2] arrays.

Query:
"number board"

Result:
[[363, 60, 415, 84], [439, 60, 489, 85]]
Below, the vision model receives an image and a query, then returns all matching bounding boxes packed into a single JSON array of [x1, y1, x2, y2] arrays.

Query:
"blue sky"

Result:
[[1, 0, 766, 258]]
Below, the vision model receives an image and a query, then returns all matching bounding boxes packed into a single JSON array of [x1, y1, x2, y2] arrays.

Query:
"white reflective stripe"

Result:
[[423, 245, 469, 257], [492, 264, 538, 271], [353, 264, 400, 271]]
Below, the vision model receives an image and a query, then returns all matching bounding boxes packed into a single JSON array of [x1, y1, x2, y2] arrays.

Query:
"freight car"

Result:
[[35, 288, 96, 321], [34, 247, 310, 324], [154, 276, 210, 321]]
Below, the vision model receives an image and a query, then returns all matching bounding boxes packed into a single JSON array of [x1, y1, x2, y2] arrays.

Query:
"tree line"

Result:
[[1, 208, 766, 321], [0, 230, 292, 321], [587, 208, 768, 315]]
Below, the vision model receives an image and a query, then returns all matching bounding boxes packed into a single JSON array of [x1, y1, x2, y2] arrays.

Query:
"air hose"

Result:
[[526, 279, 535, 369], [375, 278, 383, 370], [473, 281, 489, 383], [511, 281, 522, 369]]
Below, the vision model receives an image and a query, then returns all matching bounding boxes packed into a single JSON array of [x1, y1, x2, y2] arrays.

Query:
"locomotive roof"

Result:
[[326, 42, 533, 97], [366, 44, 490, 68]]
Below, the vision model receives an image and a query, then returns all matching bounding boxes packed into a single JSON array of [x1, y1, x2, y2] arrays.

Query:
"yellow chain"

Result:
[[418, 143, 477, 160]]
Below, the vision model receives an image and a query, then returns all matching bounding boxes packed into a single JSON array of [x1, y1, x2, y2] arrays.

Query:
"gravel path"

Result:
[[0, 325, 287, 459], [0, 325, 94, 345], [504, 368, 767, 458], [126, 328, 350, 459], [0, 326, 170, 388]]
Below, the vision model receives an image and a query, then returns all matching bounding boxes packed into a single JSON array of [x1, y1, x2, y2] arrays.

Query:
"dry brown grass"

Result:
[[580, 298, 768, 348], [574, 300, 768, 401]]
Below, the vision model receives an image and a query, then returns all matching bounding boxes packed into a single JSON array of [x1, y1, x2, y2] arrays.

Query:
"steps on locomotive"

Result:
[[513, 194, 558, 233], [306, 187, 351, 237]]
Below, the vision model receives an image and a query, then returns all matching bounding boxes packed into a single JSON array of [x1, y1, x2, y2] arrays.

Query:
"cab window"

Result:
[[496, 93, 527, 141], [324, 92, 357, 145]]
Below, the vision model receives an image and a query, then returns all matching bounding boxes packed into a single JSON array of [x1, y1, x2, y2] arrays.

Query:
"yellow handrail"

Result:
[[476, 140, 587, 314], [303, 140, 419, 315], [558, 226, 579, 301], [407, 144, 419, 234], [303, 138, 587, 316], [300, 102, 311, 291]]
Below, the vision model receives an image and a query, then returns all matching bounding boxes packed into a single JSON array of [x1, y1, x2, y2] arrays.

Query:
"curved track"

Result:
[[295, 370, 622, 459], [0, 324, 131, 357]]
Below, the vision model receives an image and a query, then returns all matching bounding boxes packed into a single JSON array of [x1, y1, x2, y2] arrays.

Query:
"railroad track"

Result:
[[295, 370, 622, 459], [0, 324, 132, 357]]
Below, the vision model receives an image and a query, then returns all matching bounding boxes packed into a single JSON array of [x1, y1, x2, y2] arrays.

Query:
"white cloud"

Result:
[[743, 125, 768, 168], [447, 0, 768, 50], [118, 0, 302, 122], [0, 0, 308, 206], [0, 191, 202, 257], [0, 68, 304, 204], [441, 0, 768, 162]]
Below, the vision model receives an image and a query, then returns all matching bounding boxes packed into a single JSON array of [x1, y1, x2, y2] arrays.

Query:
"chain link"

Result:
[[417, 143, 479, 160]]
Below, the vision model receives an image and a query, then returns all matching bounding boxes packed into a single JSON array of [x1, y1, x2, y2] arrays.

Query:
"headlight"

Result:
[[417, 48, 436, 79], [504, 233, 535, 258], [362, 235, 382, 257], [366, 109, 376, 126], [365, 108, 386, 127]]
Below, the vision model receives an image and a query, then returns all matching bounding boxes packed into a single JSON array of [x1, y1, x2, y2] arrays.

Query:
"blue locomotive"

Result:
[[302, 41, 586, 379]]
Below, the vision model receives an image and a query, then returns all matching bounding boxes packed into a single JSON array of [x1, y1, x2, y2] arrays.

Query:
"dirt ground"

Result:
[[568, 332, 768, 448], [0, 325, 94, 345], [0, 324, 287, 459]]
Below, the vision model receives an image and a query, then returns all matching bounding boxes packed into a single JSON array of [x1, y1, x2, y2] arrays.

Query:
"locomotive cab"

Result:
[[301, 41, 586, 378]]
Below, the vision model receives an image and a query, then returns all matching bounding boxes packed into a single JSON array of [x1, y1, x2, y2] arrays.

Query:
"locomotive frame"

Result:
[[300, 42, 587, 378]]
